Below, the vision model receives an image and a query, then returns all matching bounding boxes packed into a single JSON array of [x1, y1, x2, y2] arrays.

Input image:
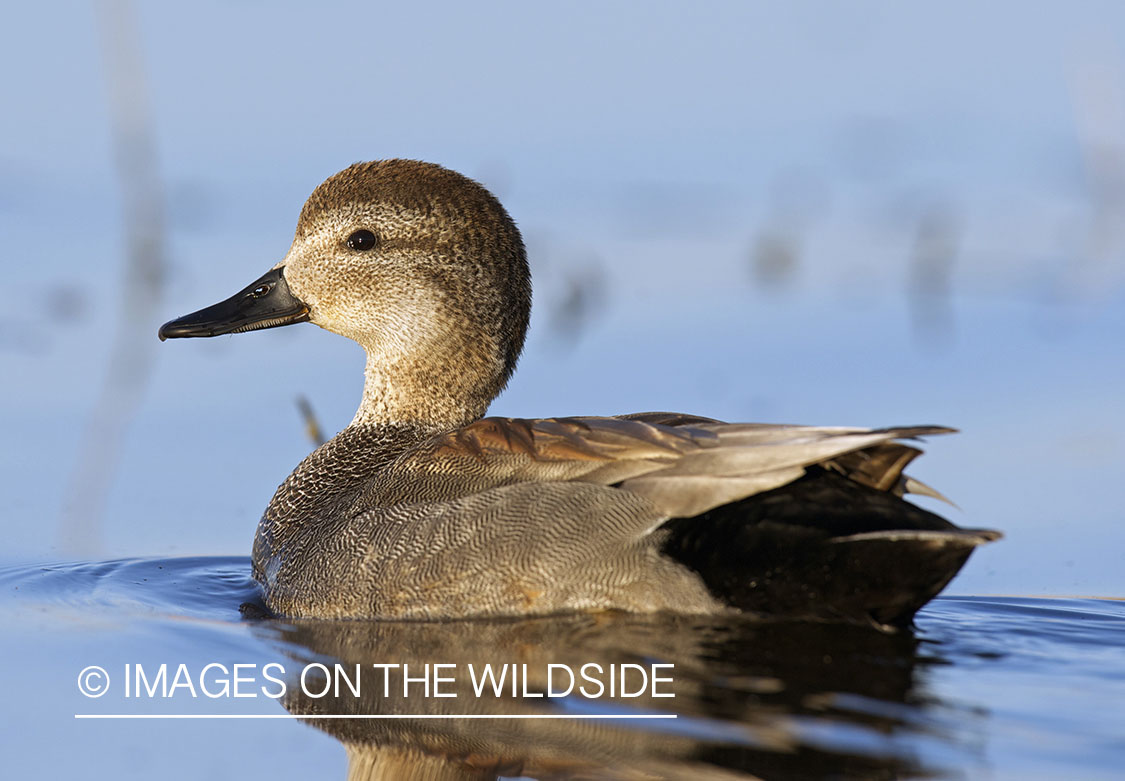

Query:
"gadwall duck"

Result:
[[159, 160, 999, 627]]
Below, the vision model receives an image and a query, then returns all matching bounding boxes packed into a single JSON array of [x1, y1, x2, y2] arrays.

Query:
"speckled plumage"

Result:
[[164, 160, 1000, 626], [279, 161, 530, 428]]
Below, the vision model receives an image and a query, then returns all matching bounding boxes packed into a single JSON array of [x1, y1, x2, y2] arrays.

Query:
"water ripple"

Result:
[[2, 557, 1123, 779]]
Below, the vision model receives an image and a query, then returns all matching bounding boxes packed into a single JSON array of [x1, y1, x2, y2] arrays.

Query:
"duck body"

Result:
[[160, 160, 999, 628]]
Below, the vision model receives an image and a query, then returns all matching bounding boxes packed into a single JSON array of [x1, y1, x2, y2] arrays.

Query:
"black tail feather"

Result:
[[660, 467, 999, 627]]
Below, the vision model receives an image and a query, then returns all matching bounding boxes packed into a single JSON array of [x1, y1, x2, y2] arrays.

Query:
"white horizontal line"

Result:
[[75, 713, 677, 720]]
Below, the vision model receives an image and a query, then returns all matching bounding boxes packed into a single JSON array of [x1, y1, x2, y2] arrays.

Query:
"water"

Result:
[[3, 558, 1123, 780], [4, 4, 1125, 778]]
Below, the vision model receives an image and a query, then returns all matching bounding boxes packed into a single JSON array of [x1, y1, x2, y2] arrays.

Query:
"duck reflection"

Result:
[[250, 612, 958, 780]]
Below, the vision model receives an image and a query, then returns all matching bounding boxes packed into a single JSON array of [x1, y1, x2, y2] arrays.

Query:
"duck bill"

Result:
[[158, 268, 310, 341]]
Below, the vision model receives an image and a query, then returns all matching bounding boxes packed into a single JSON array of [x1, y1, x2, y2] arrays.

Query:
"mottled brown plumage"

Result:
[[160, 159, 1000, 627], [284, 160, 530, 428]]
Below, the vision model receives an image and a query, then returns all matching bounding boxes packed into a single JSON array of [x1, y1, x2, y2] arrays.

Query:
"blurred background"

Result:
[[2, 0, 1123, 595]]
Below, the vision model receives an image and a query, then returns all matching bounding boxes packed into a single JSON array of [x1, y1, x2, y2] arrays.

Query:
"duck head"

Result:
[[159, 160, 531, 429]]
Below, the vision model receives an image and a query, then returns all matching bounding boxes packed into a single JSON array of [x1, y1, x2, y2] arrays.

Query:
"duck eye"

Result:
[[250, 283, 272, 298], [346, 229, 378, 251]]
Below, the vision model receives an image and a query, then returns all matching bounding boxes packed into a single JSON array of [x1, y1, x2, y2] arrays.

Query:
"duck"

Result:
[[159, 159, 1000, 627]]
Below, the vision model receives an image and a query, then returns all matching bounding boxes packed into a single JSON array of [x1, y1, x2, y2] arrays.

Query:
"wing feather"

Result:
[[364, 415, 955, 521]]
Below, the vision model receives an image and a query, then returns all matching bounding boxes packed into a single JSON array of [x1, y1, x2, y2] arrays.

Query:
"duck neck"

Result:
[[351, 347, 493, 431]]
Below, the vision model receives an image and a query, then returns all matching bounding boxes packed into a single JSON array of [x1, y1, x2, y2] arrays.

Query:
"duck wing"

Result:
[[297, 416, 998, 624], [369, 415, 954, 519]]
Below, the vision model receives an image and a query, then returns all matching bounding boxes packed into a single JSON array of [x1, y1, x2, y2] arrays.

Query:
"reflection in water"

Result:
[[253, 612, 959, 780], [7, 559, 1122, 779]]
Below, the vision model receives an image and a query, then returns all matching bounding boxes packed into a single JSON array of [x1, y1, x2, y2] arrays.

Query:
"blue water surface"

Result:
[[4, 3, 1125, 779], [2, 558, 1123, 779]]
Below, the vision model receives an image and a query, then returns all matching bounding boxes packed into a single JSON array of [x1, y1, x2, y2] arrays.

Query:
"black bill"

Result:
[[158, 268, 310, 341]]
